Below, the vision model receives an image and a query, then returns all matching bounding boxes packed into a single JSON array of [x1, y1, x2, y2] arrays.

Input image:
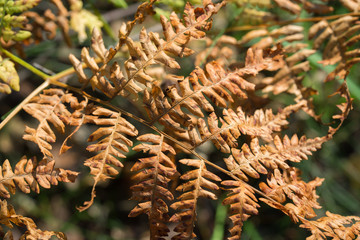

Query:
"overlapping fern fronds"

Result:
[[0, 0, 359, 239]]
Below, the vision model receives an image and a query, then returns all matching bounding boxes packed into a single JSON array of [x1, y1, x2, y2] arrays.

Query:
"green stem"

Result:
[[0, 47, 51, 80]]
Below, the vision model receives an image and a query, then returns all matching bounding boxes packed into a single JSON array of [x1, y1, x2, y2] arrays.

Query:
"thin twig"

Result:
[[0, 80, 50, 130], [1, 48, 51, 80]]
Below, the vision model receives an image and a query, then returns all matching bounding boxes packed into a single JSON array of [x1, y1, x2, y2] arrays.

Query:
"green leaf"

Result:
[[109, 0, 127, 8]]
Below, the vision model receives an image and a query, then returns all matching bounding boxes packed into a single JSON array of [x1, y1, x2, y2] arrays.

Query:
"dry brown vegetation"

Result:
[[0, 0, 360, 239]]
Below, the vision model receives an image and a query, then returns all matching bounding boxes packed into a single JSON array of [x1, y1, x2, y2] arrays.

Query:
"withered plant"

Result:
[[0, 0, 359, 239]]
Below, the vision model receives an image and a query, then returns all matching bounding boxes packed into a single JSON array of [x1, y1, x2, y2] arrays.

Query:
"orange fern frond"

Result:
[[224, 134, 327, 181], [129, 134, 178, 239], [79, 106, 138, 211], [222, 180, 260, 240], [259, 168, 323, 221], [170, 159, 221, 239], [69, 28, 142, 98], [309, 16, 360, 81], [300, 211, 360, 240], [0, 157, 78, 198], [144, 48, 284, 133], [239, 25, 304, 49], [190, 101, 305, 153], [273, 0, 333, 15], [121, 0, 225, 93], [22, 88, 86, 157], [0, 199, 66, 240], [340, 0, 360, 12]]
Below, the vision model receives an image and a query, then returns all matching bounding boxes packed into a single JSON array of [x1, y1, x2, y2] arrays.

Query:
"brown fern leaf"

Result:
[[222, 180, 260, 240], [195, 35, 237, 66], [78, 106, 138, 211], [0, 199, 66, 240], [19, 0, 74, 46], [121, 0, 225, 91], [59, 97, 90, 154], [117, 0, 157, 50], [328, 81, 353, 137], [170, 159, 221, 239], [23, 10, 59, 44], [239, 25, 304, 49], [0, 156, 78, 198], [189, 101, 305, 153], [70, 1, 224, 99], [143, 60, 256, 131], [273, 0, 333, 14], [224, 134, 326, 181], [261, 46, 315, 94], [69, 0, 158, 98], [129, 134, 178, 239], [69, 28, 143, 98], [259, 44, 320, 120], [340, 0, 360, 12], [144, 48, 284, 133], [259, 168, 323, 221], [300, 211, 360, 240], [309, 16, 360, 81], [22, 88, 86, 158]]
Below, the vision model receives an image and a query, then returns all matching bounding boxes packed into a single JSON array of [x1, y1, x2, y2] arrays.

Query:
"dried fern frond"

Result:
[[0, 199, 66, 240], [70, 0, 224, 99], [21, 10, 58, 44], [309, 16, 360, 81], [222, 180, 259, 240], [1, 0, 358, 239], [340, 0, 360, 12], [121, 0, 225, 90], [259, 44, 320, 120], [238, 25, 304, 48], [78, 106, 138, 211], [259, 168, 323, 221], [129, 134, 178, 239], [194, 35, 237, 66], [170, 159, 221, 239], [261, 47, 316, 95], [144, 48, 284, 134], [327, 81, 353, 137], [189, 101, 305, 153], [274, 0, 333, 15], [22, 88, 87, 158], [300, 211, 360, 240], [224, 134, 327, 181], [0, 156, 78, 198], [69, 28, 142, 98], [240, 31, 318, 120]]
